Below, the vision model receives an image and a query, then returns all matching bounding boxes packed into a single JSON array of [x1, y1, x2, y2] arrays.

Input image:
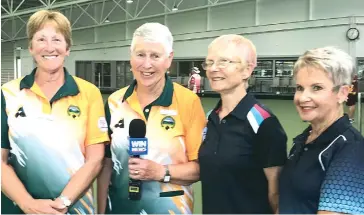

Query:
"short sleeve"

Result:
[[1, 90, 10, 149], [85, 86, 110, 146], [255, 116, 287, 168], [104, 100, 112, 158], [318, 139, 364, 214], [184, 97, 206, 161]]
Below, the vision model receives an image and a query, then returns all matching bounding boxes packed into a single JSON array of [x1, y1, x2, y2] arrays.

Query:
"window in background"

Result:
[[253, 60, 273, 77], [169, 61, 178, 77], [192, 60, 205, 77], [178, 61, 192, 87], [94, 62, 111, 88], [94, 63, 101, 88], [16, 57, 21, 79], [275, 60, 295, 77], [357, 60, 364, 79], [103, 63, 111, 87], [125, 62, 134, 85], [178, 61, 192, 76], [116, 61, 126, 88]]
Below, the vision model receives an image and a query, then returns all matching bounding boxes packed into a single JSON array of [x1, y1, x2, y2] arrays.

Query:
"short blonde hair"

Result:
[[27, 10, 72, 49], [208, 34, 257, 69], [293, 47, 354, 86]]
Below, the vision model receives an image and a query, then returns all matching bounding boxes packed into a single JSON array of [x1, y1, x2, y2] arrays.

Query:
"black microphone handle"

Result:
[[131, 154, 140, 182]]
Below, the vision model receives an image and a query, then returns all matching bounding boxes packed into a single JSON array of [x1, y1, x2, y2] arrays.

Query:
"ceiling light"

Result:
[[126, 0, 133, 3], [105, 18, 110, 23], [172, 5, 178, 11]]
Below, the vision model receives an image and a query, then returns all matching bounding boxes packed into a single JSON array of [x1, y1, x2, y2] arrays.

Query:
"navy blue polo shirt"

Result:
[[279, 115, 364, 214], [199, 93, 287, 214]]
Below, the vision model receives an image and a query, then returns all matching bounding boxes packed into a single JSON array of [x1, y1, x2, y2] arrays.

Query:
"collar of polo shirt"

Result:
[[122, 73, 173, 107], [293, 115, 351, 146], [20, 68, 80, 103]]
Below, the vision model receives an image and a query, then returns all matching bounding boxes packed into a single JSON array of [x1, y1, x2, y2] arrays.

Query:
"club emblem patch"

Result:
[[67, 105, 81, 118], [161, 116, 175, 130]]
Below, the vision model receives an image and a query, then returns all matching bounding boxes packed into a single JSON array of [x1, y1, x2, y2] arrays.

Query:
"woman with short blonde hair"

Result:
[[1, 9, 109, 214], [279, 47, 364, 214]]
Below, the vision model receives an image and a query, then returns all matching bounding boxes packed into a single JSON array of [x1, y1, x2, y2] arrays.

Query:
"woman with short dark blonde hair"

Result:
[[27, 10, 72, 49], [1, 9, 109, 214]]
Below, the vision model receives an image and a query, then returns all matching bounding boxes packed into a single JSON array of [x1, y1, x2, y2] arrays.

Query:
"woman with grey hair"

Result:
[[97, 22, 205, 214], [279, 47, 364, 214]]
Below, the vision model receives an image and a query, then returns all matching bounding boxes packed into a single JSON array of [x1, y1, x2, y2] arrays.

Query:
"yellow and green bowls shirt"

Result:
[[1, 68, 109, 214], [105, 76, 206, 214]]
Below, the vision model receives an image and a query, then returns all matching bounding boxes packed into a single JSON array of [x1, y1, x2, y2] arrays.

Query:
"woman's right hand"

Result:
[[20, 199, 65, 214]]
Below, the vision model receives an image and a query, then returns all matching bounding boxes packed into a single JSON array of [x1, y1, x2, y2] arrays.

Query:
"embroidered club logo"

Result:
[[161, 116, 175, 130], [67, 105, 81, 118]]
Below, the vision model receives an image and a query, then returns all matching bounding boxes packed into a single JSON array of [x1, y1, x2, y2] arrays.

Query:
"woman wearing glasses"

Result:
[[279, 47, 364, 214], [198, 34, 287, 214]]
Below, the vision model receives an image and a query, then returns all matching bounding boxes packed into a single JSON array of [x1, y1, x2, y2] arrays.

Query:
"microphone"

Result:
[[128, 119, 148, 201]]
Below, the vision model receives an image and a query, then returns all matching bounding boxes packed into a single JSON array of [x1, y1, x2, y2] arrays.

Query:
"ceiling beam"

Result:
[[13, 0, 26, 14], [38, 0, 49, 7], [1, 5, 11, 15], [112, 0, 133, 19], [135, 0, 151, 18], [2, 0, 94, 18], [157, 0, 171, 12]]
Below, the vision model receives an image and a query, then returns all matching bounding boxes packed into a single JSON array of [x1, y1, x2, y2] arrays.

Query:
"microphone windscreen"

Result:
[[129, 119, 146, 138]]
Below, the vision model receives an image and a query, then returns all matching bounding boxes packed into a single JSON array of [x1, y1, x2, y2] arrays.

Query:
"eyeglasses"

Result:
[[201, 59, 241, 70]]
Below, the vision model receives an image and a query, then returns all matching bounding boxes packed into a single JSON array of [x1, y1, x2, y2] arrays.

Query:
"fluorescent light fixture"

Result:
[[126, 0, 133, 3]]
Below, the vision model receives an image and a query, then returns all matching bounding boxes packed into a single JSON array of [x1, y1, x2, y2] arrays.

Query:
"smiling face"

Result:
[[205, 42, 251, 94], [294, 67, 349, 125], [29, 22, 69, 73], [130, 37, 173, 88]]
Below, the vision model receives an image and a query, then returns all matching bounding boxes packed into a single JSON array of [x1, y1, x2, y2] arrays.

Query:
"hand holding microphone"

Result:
[[127, 119, 165, 200], [128, 157, 165, 181]]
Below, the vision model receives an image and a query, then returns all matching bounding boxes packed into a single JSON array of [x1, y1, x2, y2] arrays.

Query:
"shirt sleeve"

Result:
[[1, 90, 10, 149], [255, 116, 287, 168], [104, 100, 112, 158], [318, 138, 364, 214], [184, 96, 206, 161], [85, 86, 110, 146]]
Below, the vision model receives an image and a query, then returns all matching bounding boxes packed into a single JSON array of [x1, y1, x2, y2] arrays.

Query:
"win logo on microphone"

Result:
[[128, 138, 148, 156]]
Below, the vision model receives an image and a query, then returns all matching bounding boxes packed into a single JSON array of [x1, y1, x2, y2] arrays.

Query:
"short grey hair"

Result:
[[293, 46, 355, 86], [130, 22, 173, 55]]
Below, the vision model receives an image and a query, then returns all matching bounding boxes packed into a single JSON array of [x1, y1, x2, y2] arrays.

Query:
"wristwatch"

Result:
[[59, 195, 72, 207], [162, 165, 171, 183]]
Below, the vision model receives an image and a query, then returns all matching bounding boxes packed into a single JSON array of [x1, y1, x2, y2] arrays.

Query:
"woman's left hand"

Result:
[[128, 158, 164, 181]]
